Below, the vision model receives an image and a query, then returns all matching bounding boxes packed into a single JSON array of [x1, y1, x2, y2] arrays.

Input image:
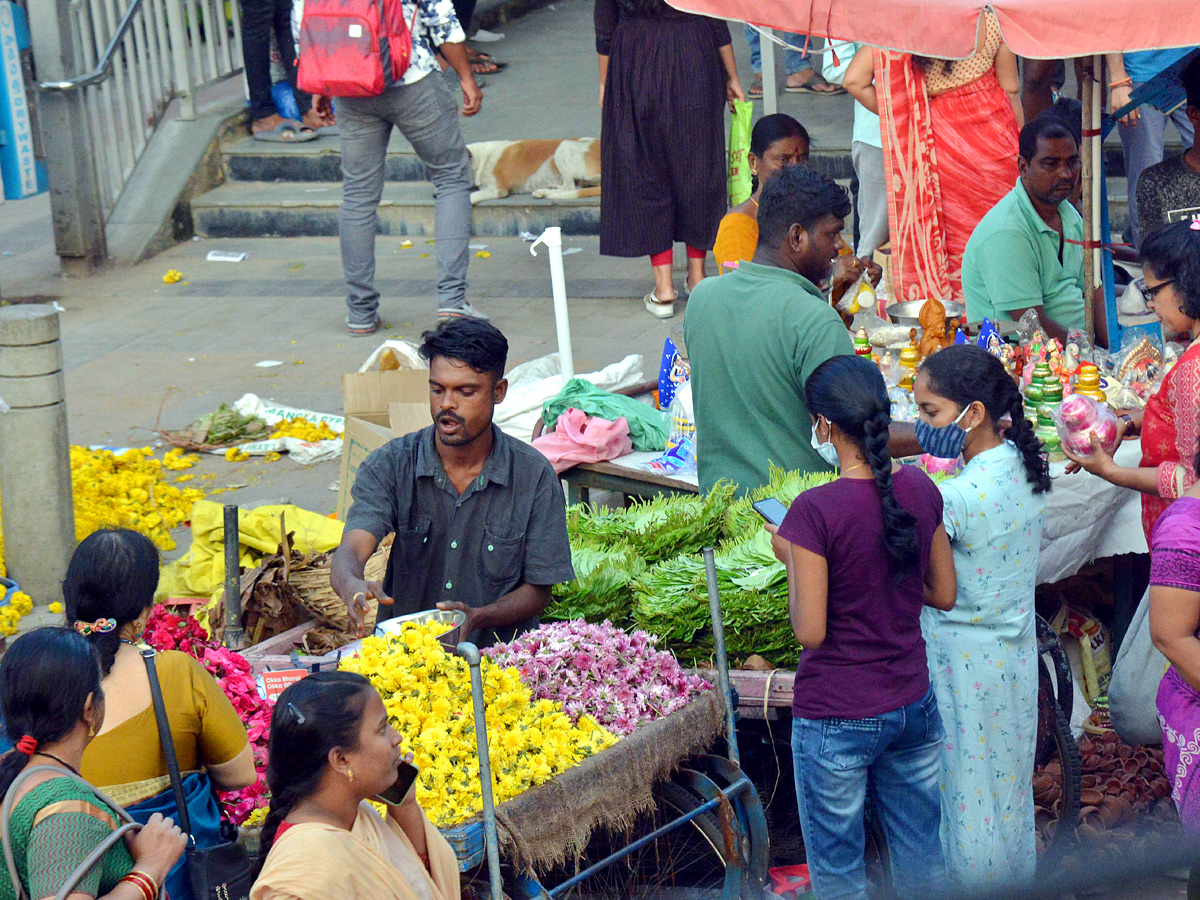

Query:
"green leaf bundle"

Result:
[[567, 481, 736, 564], [545, 543, 647, 623]]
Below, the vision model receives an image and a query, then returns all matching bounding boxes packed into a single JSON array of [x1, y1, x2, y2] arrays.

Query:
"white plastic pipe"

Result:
[[530, 226, 574, 384]]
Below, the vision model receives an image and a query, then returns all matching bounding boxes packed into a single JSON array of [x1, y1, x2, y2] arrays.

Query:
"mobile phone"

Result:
[[752, 498, 789, 527], [374, 761, 419, 807]]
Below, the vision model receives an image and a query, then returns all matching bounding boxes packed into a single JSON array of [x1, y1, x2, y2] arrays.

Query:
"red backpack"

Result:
[[297, 0, 420, 98]]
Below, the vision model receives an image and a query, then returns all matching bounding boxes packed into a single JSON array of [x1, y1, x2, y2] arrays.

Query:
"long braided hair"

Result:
[[920, 345, 1052, 494], [805, 354, 919, 577]]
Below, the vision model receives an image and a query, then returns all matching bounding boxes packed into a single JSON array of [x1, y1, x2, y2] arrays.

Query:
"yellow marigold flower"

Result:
[[163, 269, 183, 284], [49, 602, 65, 615], [271, 417, 338, 442], [224, 447, 250, 462], [339, 623, 615, 827]]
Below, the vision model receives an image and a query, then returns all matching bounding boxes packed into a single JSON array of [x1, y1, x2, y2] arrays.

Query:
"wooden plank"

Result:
[[729, 669, 795, 711]]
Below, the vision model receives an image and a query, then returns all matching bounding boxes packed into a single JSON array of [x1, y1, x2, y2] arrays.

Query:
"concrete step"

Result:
[[191, 180, 600, 238], [221, 135, 858, 183]]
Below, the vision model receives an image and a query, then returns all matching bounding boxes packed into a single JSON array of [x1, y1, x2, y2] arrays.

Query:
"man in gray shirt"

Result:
[[331, 319, 574, 647]]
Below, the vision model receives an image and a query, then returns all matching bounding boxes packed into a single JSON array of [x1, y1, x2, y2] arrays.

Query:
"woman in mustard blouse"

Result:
[[713, 114, 809, 274], [67, 529, 255, 900]]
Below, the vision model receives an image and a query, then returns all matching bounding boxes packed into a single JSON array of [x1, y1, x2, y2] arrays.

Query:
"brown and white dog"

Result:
[[467, 138, 601, 204]]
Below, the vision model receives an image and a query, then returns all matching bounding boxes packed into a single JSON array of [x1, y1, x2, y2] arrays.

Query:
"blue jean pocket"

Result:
[[921, 688, 946, 744], [819, 717, 882, 770]]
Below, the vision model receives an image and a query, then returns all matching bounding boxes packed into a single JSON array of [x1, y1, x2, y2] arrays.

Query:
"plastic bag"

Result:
[[835, 273, 877, 317], [657, 337, 690, 411], [1049, 602, 1113, 708], [644, 382, 697, 475], [1108, 588, 1169, 746], [727, 100, 754, 206], [1050, 394, 1120, 457]]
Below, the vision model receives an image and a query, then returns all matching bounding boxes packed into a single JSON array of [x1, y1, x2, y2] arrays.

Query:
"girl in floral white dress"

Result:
[[913, 345, 1052, 890]]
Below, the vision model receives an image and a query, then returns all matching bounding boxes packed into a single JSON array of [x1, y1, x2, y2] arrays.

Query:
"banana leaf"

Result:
[[544, 543, 647, 623]]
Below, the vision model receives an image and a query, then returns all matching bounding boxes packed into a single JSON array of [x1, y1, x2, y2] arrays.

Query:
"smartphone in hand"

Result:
[[375, 761, 420, 807], [752, 498, 789, 527]]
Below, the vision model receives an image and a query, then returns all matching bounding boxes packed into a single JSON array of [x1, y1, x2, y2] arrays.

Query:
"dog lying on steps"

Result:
[[467, 138, 601, 204]]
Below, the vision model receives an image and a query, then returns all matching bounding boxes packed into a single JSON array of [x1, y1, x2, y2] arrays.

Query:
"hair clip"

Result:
[[287, 702, 306, 725], [74, 618, 117, 637], [1190, 219, 1200, 231]]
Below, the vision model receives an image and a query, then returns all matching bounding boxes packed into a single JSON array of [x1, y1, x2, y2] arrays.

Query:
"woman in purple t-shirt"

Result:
[[768, 355, 957, 900]]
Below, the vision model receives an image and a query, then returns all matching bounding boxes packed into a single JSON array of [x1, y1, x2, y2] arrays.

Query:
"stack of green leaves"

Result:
[[544, 542, 646, 623], [723, 465, 837, 545], [632, 530, 796, 667], [566, 481, 736, 564]]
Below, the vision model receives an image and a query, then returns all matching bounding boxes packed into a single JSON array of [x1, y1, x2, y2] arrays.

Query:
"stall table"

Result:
[[560, 450, 698, 505]]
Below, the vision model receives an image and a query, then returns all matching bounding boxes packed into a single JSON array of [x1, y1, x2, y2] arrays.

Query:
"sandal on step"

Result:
[[252, 119, 318, 142], [748, 75, 763, 99], [643, 292, 676, 319]]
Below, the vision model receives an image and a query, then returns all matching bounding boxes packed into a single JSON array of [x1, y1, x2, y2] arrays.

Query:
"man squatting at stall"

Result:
[[331, 318, 575, 647]]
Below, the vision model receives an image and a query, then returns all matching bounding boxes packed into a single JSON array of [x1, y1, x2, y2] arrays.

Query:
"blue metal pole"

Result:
[[457, 642, 504, 900], [703, 547, 740, 766]]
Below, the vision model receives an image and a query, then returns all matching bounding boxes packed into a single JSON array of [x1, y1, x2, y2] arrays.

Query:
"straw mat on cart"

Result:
[[493, 688, 727, 872]]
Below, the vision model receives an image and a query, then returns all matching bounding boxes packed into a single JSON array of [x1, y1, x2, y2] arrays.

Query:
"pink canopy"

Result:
[[665, 0, 1200, 60]]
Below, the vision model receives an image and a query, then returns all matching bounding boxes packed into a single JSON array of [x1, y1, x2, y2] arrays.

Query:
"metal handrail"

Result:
[[38, 0, 146, 91]]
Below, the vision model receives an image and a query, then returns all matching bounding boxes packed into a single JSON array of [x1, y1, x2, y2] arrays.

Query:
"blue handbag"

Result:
[[126, 772, 223, 900]]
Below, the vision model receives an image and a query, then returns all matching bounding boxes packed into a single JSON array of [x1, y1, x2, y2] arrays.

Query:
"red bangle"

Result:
[[120, 870, 159, 900]]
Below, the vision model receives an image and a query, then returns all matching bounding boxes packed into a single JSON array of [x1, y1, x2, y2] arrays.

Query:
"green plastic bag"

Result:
[[728, 100, 754, 206], [542, 379, 669, 452]]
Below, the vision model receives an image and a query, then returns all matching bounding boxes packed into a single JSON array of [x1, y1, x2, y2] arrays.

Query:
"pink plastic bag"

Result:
[[532, 407, 633, 474]]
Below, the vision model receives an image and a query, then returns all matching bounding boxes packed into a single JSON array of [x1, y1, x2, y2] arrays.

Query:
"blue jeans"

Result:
[[1119, 82, 1195, 248], [792, 687, 947, 900], [744, 24, 813, 77]]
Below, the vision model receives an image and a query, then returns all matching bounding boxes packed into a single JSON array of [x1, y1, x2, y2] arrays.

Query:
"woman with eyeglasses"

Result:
[[1065, 220, 1200, 541]]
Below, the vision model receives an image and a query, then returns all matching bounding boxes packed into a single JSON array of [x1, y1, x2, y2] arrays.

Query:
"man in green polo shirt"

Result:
[[684, 165, 853, 495], [963, 117, 1088, 345]]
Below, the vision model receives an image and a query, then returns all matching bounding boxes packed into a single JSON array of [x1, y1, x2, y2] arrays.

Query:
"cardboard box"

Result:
[[337, 369, 429, 520]]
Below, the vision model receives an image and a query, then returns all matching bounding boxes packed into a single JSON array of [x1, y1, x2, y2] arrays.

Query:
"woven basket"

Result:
[[291, 534, 393, 632]]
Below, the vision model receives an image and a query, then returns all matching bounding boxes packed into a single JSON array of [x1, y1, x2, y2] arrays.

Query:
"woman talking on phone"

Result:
[[251, 672, 458, 900]]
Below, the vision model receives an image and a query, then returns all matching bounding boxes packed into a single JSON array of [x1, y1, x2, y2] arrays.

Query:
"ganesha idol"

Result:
[[1055, 394, 1119, 457]]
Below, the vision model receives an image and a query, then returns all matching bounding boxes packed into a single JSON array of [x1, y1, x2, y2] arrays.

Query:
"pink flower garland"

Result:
[[485, 620, 711, 736], [144, 607, 272, 825]]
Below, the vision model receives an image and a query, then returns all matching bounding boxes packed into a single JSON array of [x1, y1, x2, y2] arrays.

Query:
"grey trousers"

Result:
[[1118, 83, 1195, 248], [338, 73, 472, 322], [852, 141, 889, 257]]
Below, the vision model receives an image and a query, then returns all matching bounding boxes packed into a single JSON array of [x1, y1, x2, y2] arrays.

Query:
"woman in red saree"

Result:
[[843, 10, 1023, 304], [1063, 222, 1200, 543]]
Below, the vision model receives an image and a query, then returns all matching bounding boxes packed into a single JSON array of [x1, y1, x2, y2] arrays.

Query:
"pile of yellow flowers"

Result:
[[0, 584, 33, 636], [271, 417, 339, 442], [340, 623, 616, 827], [0, 447, 205, 577]]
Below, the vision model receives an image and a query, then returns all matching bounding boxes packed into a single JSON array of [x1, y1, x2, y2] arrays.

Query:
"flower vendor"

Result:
[[252, 672, 460, 900], [67, 529, 255, 900], [331, 318, 575, 647]]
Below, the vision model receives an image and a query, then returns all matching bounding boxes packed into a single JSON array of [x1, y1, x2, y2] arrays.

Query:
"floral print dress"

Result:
[[921, 442, 1045, 890]]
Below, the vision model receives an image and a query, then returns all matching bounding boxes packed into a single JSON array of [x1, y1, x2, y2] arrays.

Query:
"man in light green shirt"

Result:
[[685, 165, 854, 495], [963, 116, 1089, 345]]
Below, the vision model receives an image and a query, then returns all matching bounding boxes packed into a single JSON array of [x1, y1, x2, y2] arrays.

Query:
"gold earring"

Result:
[[88, 723, 96, 738], [346, 768, 354, 783]]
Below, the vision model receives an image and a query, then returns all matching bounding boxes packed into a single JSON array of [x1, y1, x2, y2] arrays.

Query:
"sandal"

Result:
[[643, 292, 676, 319], [785, 72, 845, 95], [468, 47, 506, 75], [748, 74, 763, 99], [252, 119, 318, 142]]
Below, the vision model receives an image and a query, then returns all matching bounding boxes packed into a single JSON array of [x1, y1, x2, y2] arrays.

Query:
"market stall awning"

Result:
[[666, 0, 1200, 60]]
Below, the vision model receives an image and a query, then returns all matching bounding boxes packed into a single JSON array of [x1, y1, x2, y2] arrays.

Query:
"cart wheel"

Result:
[[542, 779, 737, 898], [1036, 653, 1083, 863]]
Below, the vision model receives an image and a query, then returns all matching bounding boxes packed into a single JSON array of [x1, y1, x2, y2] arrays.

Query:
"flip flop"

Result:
[[315, 125, 340, 137], [748, 75, 763, 99], [252, 120, 318, 142], [643, 292, 676, 319], [785, 72, 845, 95]]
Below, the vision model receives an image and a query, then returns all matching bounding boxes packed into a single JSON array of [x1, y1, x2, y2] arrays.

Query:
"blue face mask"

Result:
[[810, 417, 841, 468], [915, 405, 972, 459]]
